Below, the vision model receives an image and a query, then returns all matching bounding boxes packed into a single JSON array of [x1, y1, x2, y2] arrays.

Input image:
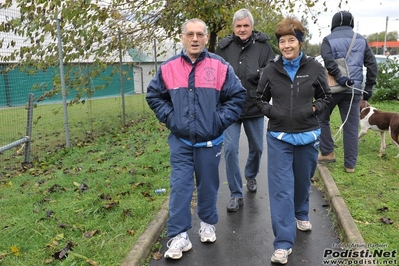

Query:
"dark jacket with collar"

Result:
[[215, 31, 275, 119], [321, 26, 378, 92], [256, 54, 332, 133]]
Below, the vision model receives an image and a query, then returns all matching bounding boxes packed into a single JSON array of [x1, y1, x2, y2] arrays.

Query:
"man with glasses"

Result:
[[216, 8, 274, 212], [146, 18, 246, 260]]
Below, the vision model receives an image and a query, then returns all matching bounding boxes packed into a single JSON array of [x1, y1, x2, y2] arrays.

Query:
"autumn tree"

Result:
[[0, 0, 346, 102]]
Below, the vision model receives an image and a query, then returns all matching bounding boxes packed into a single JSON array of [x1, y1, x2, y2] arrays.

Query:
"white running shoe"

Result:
[[198, 221, 216, 242], [271, 248, 292, 264], [164, 234, 192, 259], [296, 219, 312, 231]]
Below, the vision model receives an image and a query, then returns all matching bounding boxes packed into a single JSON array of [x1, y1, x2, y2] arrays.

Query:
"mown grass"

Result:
[[0, 97, 171, 265], [1, 94, 149, 166], [320, 100, 399, 262], [1, 96, 398, 265]]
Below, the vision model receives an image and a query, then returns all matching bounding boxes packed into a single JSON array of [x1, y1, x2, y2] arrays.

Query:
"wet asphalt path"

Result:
[[149, 121, 340, 265]]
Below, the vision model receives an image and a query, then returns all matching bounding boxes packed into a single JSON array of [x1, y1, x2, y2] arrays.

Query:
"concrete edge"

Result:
[[316, 164, 365, 245], [317, 164, 377, 266], [120, 198, 169, 266]]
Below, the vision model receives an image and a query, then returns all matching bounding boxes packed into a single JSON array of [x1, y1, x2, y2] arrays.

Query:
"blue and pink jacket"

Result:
[[146, 49, 246, 145]]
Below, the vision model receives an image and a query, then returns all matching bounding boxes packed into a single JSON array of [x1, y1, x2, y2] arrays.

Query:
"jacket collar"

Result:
[[181, 48, 207, 64]]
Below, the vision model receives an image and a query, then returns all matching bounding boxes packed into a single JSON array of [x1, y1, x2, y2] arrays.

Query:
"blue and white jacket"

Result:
[[146, 49, 246, 145]]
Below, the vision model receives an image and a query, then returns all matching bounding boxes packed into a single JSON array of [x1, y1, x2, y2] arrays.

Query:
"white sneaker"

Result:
[[296, 219, 312, 231], [271, 248, 292, 264], [198, 221, 216, 242], [164, 234, 192, 259]]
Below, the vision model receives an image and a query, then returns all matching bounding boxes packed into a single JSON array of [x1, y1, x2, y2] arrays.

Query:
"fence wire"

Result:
[[0, 4, 151, 169]]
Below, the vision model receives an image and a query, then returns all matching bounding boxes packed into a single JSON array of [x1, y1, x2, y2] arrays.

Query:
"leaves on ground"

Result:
[[0, 115, 171, 264], [83, 230, 100, 239], [377, 206, 389, 211], [379, 217, 393, 224], [152, 251, 163, 260], [52, 242, 74, 260]]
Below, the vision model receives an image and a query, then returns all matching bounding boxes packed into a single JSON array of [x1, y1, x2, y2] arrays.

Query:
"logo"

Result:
[[203, 67, 216, 83], [322, 243, 397, 265]]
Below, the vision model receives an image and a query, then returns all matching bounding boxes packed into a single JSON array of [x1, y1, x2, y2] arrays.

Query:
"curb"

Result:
[[121, 165, 366, 265], [316, 164, 374, 266], [120, 198, 169, 266], [316, 164, 365, 245]]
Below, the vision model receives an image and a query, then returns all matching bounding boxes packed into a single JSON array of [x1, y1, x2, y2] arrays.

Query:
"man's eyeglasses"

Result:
[[182, 32, 206, 39]]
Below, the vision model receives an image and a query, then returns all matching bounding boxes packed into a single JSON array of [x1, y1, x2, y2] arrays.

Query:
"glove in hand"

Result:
[[337, 76, 355, 87], [363, 90, 372, 101]]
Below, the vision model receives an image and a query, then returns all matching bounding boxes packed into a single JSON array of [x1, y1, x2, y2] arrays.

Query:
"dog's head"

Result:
[[360, 106, 372, 120], [360, 99, 370, 112]]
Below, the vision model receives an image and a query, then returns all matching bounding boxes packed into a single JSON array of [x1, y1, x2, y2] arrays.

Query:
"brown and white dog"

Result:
[[359, 99, 399, 158]]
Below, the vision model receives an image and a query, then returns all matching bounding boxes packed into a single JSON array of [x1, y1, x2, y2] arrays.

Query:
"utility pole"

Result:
[[383, 16, 388, 55]]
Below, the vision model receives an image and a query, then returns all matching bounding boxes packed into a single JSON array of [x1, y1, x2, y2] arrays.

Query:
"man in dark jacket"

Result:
[[318, 11, 378, 173], [215, 8, 274, 212]]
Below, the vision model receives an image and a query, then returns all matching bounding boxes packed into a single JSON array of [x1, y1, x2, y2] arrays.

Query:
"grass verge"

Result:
[[0, 114, 171, 265], [321, 100, 399, 262]]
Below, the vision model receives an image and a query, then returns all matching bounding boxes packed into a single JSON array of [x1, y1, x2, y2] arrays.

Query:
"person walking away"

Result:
[[146, 18, 246, 260], [256, 16, 332, 264], [317, 11, 378, 173], [215, 8, 274, 212]]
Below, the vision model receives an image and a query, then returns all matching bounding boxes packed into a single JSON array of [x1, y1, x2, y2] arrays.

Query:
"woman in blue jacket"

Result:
[[256, 16, 332, 264]]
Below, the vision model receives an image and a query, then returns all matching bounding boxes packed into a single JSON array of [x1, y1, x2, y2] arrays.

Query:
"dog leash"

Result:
[[332, 85, 356, 143]]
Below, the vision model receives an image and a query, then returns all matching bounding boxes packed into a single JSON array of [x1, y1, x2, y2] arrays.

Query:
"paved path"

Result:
[[148, 125, 340, 266]]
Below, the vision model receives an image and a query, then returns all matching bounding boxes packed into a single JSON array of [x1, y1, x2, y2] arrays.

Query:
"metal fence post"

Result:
[[119, 30, 126, 125], [56, 15, 70, 147], [23, 93, 34, 166]]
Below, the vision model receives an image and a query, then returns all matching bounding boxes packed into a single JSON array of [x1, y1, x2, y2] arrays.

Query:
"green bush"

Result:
[[371, 58, 399, 102]]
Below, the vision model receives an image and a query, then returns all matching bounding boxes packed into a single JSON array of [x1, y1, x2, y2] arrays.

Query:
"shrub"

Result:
[[371, 57, 399, 102]]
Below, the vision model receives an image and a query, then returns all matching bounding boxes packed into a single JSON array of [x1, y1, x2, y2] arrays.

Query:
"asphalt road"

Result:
[[148, 122, 340, 266]]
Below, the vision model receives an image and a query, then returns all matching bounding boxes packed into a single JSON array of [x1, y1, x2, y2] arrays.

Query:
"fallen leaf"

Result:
[[103, 200, 119, 209], [48, 184, 65, 193], [83, 230, 99, 238], [10, 246, 21, 256], [86, 259, 98, 266], [123, 209, 133, 217], [377, 206, 389, 212], [52, 242, 73, 260], [78, 182, 89, 193], [99, 193, 112, 200], [379, 217, 393, 224], [57, 223, 68, 229], [152, 251, 163, 260], [46, 210, 55, 218], [141, 191, 151, 198]]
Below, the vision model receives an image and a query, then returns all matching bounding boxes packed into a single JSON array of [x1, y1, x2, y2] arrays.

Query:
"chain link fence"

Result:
[[0, 3, 177, 169]]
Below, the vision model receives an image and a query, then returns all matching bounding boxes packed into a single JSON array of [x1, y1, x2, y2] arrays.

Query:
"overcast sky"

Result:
[[305, 0, 399, 44]]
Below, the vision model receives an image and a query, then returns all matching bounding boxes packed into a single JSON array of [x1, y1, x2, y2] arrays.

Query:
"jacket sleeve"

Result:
[[145, 68, 173, 123], [219, 64, 246, 129], [215, 45, 222, 56], [260, 44, 275, 68], [255, 67, 272, 117], [313, 64, 333, 115]]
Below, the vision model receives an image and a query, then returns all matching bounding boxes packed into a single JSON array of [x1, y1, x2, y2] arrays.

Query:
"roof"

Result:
[[368, 41, 399, 48]]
